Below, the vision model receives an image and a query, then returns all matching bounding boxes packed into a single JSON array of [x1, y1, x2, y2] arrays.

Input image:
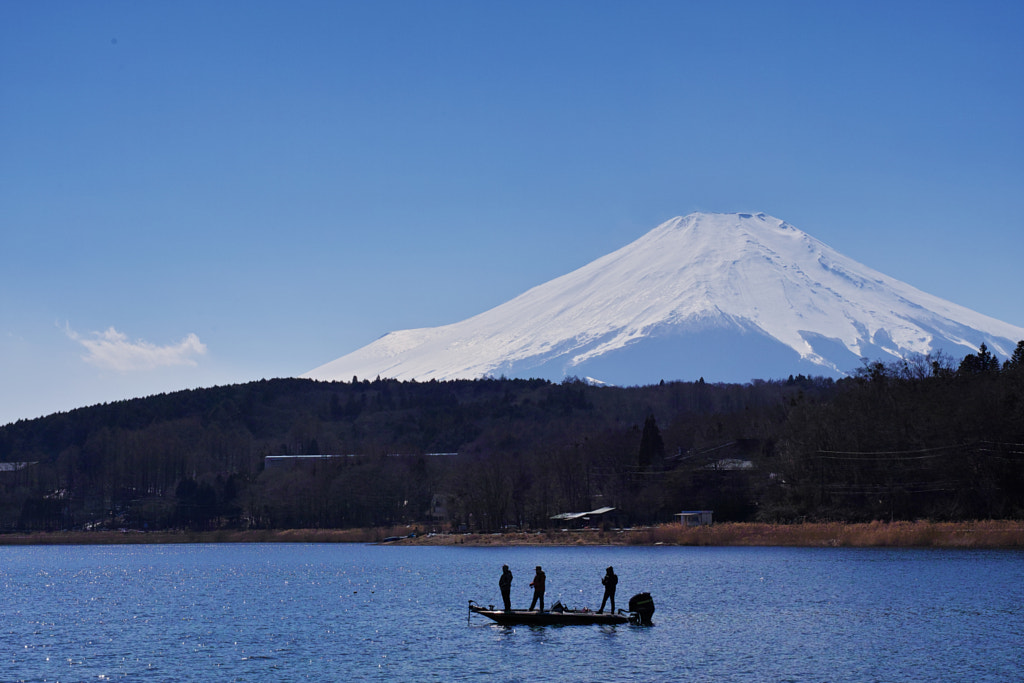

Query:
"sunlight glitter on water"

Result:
[[0, 544, 1021, 682]]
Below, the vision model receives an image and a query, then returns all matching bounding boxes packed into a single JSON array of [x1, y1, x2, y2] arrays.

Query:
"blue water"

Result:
[[1, 543, 1021, 682]]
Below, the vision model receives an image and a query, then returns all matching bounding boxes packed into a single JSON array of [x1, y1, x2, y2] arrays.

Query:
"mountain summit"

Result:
[[305, 212, 1024, 384]]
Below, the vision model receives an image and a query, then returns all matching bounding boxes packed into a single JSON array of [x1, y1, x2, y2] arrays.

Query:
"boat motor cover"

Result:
[[628, 592, 654, 612]]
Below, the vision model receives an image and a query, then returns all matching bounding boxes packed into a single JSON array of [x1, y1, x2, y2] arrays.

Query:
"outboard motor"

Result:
[[628, 592, 655, 625]]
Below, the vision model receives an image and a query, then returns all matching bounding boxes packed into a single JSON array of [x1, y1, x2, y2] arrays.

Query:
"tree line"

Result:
[[1, 342, 1022, 532]]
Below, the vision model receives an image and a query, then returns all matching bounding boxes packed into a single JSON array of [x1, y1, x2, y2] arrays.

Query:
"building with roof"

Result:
[[676, 510, 714, 526]]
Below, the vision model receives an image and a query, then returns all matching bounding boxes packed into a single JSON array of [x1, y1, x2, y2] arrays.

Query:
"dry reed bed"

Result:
[[2, 521, 1022, 548], [407, 520, 1024, 548], [0, 527, 389, 545], [635, 520, 1024, 548]]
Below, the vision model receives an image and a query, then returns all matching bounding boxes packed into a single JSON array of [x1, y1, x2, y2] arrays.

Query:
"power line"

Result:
[[817, 453, 946, 461], [817, 443, 963, 458], [816, 441, 1024, 460]]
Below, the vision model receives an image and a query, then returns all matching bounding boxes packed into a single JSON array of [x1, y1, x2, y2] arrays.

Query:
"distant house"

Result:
[[676, 510, 713, 526], [263, 454, 353, 471], [0, 461, 36, 472], [0, 461, 36, 485], [550, 506, 620, 528], [669, 438, 765, 470], [428, 494, 450, 525], [264, 453, 457, 471], [702, 458, 754, 471]]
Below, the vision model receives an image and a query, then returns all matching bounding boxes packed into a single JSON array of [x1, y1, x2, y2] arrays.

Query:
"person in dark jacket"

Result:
[[598, 566, 618, 613], [529, 566, 546, 612], [499, 565, 513, 612]]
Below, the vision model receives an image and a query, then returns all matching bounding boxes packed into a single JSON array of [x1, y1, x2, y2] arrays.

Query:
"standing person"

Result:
[[499, 564, 513, 612], [529, 565, 546, 612], [598, 566, 618, 613]]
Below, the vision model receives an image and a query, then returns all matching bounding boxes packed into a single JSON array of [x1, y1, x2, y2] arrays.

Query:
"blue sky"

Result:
[[2, 0, 1022, 425]]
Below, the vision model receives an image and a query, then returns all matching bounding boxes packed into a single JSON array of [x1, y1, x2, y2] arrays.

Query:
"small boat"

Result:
[[469, 600, 628, 626]]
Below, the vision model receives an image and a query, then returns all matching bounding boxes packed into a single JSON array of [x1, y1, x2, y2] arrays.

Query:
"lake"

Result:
[[1, 543, 1020, 682]]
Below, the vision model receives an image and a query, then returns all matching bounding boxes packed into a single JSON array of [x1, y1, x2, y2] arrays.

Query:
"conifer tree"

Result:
[[959, 343, 1000, 375], [977, 343, 1000, 373], [638, 414, 665, 470], [1004, 340, 1024, 372]]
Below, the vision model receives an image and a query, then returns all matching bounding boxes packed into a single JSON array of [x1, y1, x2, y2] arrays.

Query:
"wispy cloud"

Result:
[[65, 325, 207, 371]]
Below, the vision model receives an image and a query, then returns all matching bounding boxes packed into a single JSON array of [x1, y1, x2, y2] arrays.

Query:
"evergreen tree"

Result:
[[977, 343, 1000, 373], [638, 414, 665, 470], [959, 343, 1000, 375], [959, 353, 981, 375], [1004, 340, 1024, 372]]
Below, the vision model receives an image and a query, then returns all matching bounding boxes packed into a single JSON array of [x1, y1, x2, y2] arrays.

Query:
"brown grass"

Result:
[[2, 520, 1021, 548], [621, 520, 1024, 548], [402, 520, 1024, 548], [0, 526, 410, 546]]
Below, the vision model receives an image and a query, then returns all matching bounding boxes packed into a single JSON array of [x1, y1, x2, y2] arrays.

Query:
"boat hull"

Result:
[[470, 604, 628, 626]]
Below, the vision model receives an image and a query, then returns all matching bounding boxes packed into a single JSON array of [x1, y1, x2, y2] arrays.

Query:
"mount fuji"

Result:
[[304, 212, 1024, 385]]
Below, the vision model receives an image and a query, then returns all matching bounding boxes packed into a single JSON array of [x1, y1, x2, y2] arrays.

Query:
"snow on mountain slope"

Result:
[[304, 213, 1024, 384]]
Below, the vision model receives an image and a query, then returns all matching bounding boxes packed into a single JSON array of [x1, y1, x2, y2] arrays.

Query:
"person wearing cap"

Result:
[[528, 565, 546, 612], [499, 564, 513, 612], [598, 566, 618, 613]]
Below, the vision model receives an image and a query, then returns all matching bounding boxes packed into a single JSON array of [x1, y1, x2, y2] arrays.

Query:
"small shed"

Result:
[[0, 461, 36, 472], [676, 510, 713, 526], [263, 454, 352, 471], [428, 494, 450, 524], [550, 506, 619, 528]]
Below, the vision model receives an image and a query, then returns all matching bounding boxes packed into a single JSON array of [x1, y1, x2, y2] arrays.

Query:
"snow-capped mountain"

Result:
[[304, 212, 1024, 384]]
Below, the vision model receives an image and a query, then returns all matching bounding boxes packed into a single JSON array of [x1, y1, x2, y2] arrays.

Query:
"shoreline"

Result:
[[1, 520, 1022, 548]]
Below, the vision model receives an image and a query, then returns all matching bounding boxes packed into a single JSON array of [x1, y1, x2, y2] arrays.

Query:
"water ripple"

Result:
[[0, 544, 1020, 681]]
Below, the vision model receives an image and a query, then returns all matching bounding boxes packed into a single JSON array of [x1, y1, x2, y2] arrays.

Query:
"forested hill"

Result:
[[2, 342, 1023, 532]]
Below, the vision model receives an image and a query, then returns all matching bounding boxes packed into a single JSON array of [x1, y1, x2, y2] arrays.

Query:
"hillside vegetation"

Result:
[[2, 343, 1022, 533]]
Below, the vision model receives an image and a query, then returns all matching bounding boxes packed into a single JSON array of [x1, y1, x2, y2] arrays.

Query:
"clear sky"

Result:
[[2, 0, 1022, 425]]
